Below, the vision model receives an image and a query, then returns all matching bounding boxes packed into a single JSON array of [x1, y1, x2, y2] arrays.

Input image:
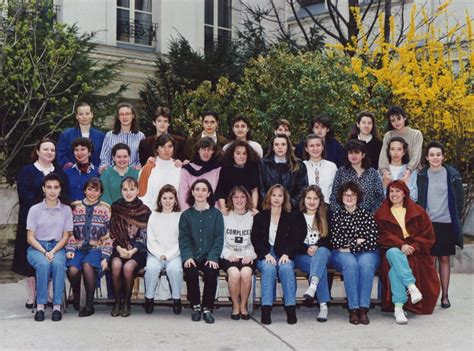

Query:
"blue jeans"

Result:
[[144, 254, 183, 300], [256, 248, 296, 306], [294, 247, 332, 303], [332, 249, 380, 309], [27, 240, 66, 305], [386, 248, 416, 305]]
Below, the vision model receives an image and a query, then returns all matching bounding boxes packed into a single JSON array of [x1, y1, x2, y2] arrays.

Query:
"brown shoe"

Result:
[[359, 307, 370, 325], [349, 309, 360, 325]]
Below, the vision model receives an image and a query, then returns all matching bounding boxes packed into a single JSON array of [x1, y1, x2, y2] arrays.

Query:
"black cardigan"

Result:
[[293, 211, 331, 255], [251, 210, 299, 259]]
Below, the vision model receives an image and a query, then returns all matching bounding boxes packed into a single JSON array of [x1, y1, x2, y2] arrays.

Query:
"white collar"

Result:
[[358, 134, 373, 143], [194, 203, 210, 211], [274, 155, 287, 163], [34, 162, 55, 175], [201, 132, 217, 140]]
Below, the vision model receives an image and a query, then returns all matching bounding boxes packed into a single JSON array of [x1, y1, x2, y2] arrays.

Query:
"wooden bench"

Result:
[[79, 268, 380, 315]]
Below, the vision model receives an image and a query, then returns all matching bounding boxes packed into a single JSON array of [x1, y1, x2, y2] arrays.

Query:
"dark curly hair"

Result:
[[344, 140, 371, 169], [221, 140, 259, 167], [386, 105, 409, 131], [309, 114, 335, 138], [71, 137, 94, 154], [336, 181, 363, 206]]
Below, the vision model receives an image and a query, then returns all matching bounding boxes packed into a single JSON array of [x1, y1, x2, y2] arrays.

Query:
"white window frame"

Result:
[[116, 0, 154, 47], [204, 0, 233, 50]]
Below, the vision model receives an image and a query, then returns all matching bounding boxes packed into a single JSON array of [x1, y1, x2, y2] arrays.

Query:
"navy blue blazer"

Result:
[[57, 127, 105, 168]]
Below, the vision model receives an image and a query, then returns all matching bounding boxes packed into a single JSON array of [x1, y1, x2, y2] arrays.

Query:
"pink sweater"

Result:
[[177, 164, 221, 210]]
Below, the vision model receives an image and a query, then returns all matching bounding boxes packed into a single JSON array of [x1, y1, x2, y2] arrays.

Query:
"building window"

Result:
[[204, 0, 232, 51], [117, 0, 157, 46], [299, 0, 324, 6], [298, 0, 325, 5]]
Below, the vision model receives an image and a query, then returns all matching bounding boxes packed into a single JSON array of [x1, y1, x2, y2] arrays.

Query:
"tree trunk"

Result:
[[384, 0, 392, 43], [347, 0, 360, 48]]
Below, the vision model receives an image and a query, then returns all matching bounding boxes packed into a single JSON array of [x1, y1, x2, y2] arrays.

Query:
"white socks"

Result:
[[303, 276, 319, 300], [317, 303, 328, 322]]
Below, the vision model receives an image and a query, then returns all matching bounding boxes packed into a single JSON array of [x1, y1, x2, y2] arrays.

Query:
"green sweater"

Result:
[[100, 167, 139, 205], [178, 206, 224, 263]]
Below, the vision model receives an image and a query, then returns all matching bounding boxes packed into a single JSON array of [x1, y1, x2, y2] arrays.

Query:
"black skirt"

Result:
[[12, 222, 35, 277], [110, 250, 147, 271], [430, 222, 456, 257], [219, 258, 256, 272]]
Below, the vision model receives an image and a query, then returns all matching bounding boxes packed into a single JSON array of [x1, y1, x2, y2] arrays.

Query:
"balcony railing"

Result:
[[116, 18, 158, 46]]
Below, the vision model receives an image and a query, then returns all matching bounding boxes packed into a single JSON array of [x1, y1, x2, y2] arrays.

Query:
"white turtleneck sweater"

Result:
[[146, 211, 181, 260], [139, 158, 182, 211]]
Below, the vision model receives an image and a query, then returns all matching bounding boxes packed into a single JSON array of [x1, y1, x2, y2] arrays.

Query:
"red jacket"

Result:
[[375, 199, 440, 314]]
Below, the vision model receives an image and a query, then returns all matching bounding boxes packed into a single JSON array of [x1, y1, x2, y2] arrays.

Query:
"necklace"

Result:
[[309, 160, 322, 186]]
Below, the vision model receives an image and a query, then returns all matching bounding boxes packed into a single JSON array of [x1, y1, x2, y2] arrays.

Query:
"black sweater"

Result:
[[251, 210, 299, 259], [215, 164, 259, 200]]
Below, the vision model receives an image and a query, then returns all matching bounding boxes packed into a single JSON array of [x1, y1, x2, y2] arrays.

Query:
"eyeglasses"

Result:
[[119, 112, 133, 117], [342, 193, 357, 199]]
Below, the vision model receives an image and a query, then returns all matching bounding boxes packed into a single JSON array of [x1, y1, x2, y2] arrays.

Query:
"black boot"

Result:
[[144, 298, 154, 314], [285, 305, 297, 325], [261, 305, 272, 325], [111, 301, 121, 317], [172, 299, 182, 315], [121, 300, 131, 317]]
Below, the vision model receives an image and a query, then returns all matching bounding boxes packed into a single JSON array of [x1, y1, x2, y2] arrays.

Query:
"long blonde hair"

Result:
[[262, 184, 292, 212]]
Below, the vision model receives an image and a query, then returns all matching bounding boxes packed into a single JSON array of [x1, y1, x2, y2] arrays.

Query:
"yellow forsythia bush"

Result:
[[333, 3, 473, 178]]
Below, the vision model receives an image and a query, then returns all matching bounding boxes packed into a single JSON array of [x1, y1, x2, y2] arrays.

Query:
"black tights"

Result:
[[111, 257, 138, 305], [438, 256, 451, 302], [67, 263, 97, 307]]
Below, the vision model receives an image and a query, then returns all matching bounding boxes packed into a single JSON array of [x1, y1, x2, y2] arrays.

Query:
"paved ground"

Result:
[[0, 273, 473, 351]]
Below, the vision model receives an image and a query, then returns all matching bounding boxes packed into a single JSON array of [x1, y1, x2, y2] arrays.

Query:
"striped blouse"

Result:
[[99, 130, 145, 168]]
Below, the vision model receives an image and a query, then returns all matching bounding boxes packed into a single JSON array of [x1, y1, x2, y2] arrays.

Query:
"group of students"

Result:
[[11, 102, 464, 326]]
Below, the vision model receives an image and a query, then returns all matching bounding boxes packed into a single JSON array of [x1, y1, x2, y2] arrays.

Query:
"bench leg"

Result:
[[248, 274, 255, 315]]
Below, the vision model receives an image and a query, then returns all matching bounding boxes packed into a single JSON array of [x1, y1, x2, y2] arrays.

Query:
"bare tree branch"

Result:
[[365, 0, 383, 41], [270, 0, 295, 44], [327, 0, 349, 28], [396, 0, 407, 46], [298, 2, 342, 41], [361, 0, 376, 22], [288, 0, 312, 48], [325, 0, 349, 44]]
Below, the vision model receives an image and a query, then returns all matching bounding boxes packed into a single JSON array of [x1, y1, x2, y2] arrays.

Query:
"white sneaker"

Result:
[[317, 305, 328, 322], [408, 285, 423, 304], [394, 308, 408, 324]]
